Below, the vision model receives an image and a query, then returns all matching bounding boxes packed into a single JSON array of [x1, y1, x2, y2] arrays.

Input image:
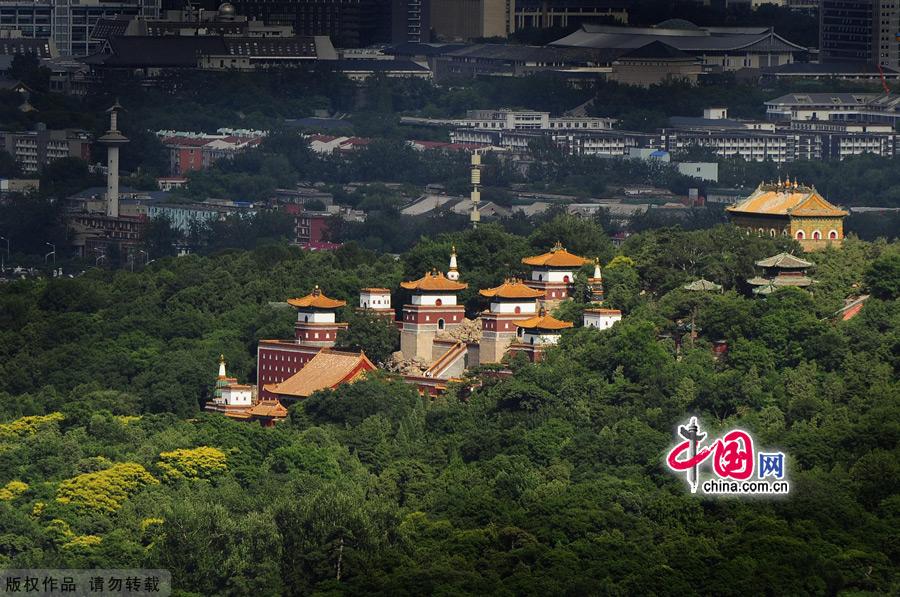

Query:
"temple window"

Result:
[[829, 230, 838, 239], [438, 319, 445, 330], [813, 230, 821, 240], [769, 229, 776, 237], [796, 230, 805, 240], [563, 275, 570, 283], [435, 298, 442, 306], [514, 306, 521, 314]]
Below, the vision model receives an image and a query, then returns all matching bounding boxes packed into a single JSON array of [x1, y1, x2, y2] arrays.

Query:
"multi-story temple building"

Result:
[[725, 180, 848, 251], [747, 252, 815, 297]]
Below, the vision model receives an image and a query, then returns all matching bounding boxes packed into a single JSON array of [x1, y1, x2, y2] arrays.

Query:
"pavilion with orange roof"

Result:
[[726, 180, 848, 251], [522, 242, 590, 302], [508, 308, 574, 362]]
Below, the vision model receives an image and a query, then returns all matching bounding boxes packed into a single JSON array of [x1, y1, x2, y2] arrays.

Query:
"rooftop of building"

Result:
[[286, 286, 346, 309], [264, 348, 374, 399], [726, 181, 848, 218], [245, 399, 288, 418], [401, 270, 467, 292], [552, 22, 805, 53], [513, 310, 575, 331], [765, 92, 900, 109], [755, 252, 814, 269], [479, 279, 545, 300], [616, 40, 697, 61], [763, 61, 900, 76], [522, 242, 590, 268], [683, 279, 723, 292]]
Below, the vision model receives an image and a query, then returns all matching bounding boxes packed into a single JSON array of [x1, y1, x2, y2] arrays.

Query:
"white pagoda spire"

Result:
[[218, 354, 227, 379], [593, 258, 602, 280], [447, 245, 459, 281]]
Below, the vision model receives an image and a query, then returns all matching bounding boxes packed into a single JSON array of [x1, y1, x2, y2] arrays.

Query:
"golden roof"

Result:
[[360, 287, 391, 293], [513, 310, 574, 331], [264, 349, 375, 398], [286, 286, 347, 309], [400, 270, 468, 292], [584, 308, 622, 315], [479, 279, 545, 299], [726, 182, 848, 218], [522, 241, 590, 268]]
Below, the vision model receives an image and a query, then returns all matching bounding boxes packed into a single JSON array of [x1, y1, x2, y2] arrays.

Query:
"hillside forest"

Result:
[[0, 221, 898, 595]]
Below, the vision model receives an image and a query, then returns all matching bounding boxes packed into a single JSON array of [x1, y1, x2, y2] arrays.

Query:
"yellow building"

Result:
[[726, 181, 848, 251]]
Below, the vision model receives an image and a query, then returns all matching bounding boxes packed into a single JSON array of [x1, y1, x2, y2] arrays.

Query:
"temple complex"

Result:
[[208, 246, 626, 420], [747, 252, 815, 296], [726, 180, 848, 251]]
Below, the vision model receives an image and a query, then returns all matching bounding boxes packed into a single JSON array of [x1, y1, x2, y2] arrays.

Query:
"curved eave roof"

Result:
[[287, 290, 346, 309], [727, 185, 847, 217], [513, 314, 574, 330], [400, 271, 467, 292], [551, 26, 806, 53], [522, 244, 589, 268], [479, 280, 545, 299], [755, 252, 814, 268]]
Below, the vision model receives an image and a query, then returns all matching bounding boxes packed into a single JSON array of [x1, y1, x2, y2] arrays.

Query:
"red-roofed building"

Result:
[[157, 129, 267, 176]]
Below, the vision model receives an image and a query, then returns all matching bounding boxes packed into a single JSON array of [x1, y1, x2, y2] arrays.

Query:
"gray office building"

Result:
[[820, 0, 900, 70]]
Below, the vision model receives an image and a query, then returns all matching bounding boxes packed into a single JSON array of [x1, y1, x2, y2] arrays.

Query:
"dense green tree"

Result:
[[335, 310, 399, 365]]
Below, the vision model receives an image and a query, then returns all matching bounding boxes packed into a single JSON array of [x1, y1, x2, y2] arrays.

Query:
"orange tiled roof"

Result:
[[286, 286, 346, 309], [360, 287, 391, 293], [246, 399, 288, 418], [479, 279, 545, 299], [265, 349, 376, 398], [584, 308, 622, 315], [400, 270, 467, 292], [513, 312, 574, 330], [726, 182, 848, 217], [522, 241, 589, 268]]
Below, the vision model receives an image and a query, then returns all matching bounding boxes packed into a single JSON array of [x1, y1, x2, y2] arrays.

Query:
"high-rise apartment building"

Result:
[[820, 0, 900, 69]]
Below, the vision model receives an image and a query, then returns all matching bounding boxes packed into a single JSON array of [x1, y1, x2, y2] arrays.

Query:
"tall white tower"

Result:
[[99, 101, 129, 218], [470, 152, 481, 228]]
